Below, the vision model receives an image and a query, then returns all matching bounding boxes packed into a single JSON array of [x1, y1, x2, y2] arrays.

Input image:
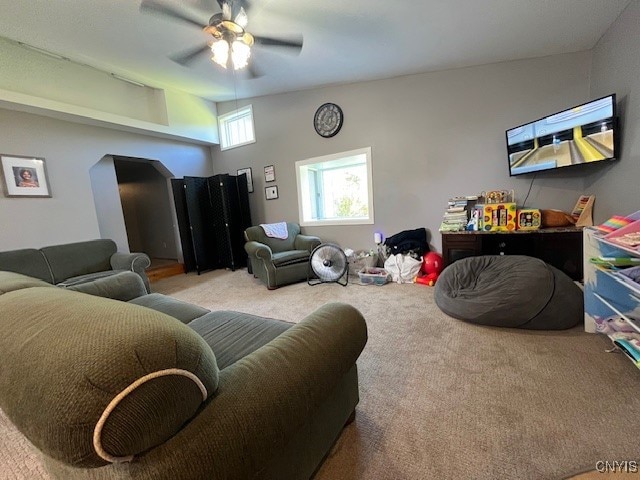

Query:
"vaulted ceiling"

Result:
[[0, 0, 631, 102]]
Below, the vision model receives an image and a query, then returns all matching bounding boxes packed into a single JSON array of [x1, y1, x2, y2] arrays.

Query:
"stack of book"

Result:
[[439, 195, 478, 232]]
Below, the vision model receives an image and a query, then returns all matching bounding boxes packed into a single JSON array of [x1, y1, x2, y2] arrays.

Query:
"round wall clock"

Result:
[[314, 103, 343, 138]]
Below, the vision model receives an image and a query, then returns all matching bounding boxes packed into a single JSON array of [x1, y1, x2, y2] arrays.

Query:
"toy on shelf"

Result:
[[475, 189, 516, 232], [481, 203, 517, 231], [571, 195, 595, 227], [517, 209, 541, 230], [479, 189, 515, 204]]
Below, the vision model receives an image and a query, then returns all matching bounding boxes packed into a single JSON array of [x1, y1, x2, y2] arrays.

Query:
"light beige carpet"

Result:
[[2, 269, 640, 480]]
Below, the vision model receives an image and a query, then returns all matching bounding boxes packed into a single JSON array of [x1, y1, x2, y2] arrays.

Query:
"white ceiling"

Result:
[[0, 0, 631, 102]]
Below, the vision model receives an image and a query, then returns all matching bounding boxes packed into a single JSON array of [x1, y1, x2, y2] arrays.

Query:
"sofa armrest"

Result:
[[244, 241, 273, 260], [115, 302, 367, 478], [294, 234, 322, 251], [110, 252, 151, 293]]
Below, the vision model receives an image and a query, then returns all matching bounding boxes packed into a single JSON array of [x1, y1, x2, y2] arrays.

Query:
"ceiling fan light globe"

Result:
[[211, 40, 229, 68], [231, 40, 251, 69]]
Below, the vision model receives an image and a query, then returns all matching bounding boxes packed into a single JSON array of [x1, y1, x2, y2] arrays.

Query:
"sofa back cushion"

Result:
[[0, 287, 219, 467], [245, 222, 301, 253], [0, 248, 53, 283], [40, 239, 117, 284]]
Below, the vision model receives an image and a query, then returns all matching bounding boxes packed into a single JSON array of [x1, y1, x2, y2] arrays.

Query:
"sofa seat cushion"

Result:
[[188, 311, 293, 369], [271, 250, 310, 267], [0, 287, 219, 468], [64, 271, 147, 301], [129, 293, 211, 324], [55, 269, 128, 287]]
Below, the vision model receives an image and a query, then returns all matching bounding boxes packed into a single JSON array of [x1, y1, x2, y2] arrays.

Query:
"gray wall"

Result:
[[588, 0, 640, 223], [89, 156, 128, 252], [0, 109, 213, 251], [213, 52, 593, 251], [2, 1, 637, 256]]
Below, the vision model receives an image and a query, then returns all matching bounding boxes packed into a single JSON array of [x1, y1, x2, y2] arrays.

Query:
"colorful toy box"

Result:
[[517, 209, 541, 230], [480, 203, 517, 232]]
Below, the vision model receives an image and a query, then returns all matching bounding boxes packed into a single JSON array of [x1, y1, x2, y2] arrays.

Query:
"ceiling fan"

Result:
[[140, 0, 303, 76]]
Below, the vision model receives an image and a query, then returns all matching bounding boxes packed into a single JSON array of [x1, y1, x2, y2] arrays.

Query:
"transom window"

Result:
[[295, 147, 374, 226], [218, 105, 255, 151]]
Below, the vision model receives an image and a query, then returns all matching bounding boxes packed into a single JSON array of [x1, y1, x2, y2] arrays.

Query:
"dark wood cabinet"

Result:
[[441, 227, 584, 280]]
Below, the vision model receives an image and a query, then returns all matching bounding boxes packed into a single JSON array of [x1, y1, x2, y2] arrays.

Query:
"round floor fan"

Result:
[[308, 243, 349, 287]]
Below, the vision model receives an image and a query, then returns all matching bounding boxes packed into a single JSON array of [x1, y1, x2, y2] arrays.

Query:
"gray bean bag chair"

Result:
[[434, 255, 583, 329]]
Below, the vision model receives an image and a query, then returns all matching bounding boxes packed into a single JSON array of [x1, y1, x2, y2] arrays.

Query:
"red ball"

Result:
[[422, 252, 443, 275]]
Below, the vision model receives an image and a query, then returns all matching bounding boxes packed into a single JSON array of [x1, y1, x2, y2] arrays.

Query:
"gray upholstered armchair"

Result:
[[244, 222, 321, 289]]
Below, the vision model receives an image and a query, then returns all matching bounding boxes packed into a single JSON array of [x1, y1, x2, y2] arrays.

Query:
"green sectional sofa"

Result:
[[0, 270, 367, 480], [0, 239, 151, 293]]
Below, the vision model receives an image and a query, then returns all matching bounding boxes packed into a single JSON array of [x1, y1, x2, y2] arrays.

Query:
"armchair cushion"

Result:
[[272, 250, 312, 267]]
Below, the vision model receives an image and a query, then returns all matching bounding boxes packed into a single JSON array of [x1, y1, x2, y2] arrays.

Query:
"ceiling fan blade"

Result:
[[169, 44, 211, 67], [194, 0, 219, 11], [221, 2, 232, 20], [253, 35, 303, 52], [217, 0, 252, 14], [235, 7, 249, 28], [140, 0, 205, 29]]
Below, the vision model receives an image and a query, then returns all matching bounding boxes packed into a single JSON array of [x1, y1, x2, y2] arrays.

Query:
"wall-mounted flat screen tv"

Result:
[[506, 94, 617, 176]]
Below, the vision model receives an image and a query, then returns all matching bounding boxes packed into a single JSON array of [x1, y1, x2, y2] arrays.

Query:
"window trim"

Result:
[[295, 147, 374, 227], [218, 105, 256, 151]]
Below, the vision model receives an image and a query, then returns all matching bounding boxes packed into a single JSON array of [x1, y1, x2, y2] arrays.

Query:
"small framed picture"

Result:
[[237, 167, 254, 193], [265, 185, 278, 200], [264, 165, 275, 182], [1, 154, 51, 197]]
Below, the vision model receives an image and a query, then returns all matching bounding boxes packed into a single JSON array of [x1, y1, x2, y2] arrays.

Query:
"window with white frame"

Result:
[[218, 105, 256, 150], [295, 147, 374, 226]]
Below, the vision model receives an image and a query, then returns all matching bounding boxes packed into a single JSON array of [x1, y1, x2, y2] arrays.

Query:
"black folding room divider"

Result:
[[171, 173, 251, 274]]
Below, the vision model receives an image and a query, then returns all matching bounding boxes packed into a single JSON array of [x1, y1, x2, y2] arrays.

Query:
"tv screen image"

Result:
[[506, 94, 617, 176]]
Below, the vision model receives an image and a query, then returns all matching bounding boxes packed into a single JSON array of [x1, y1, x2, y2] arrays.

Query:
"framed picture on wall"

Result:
[[237, 167, 254, 193], [0, 154, 51, 197], [265, 185, 278, 200], [264, 165, 275, 182]]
